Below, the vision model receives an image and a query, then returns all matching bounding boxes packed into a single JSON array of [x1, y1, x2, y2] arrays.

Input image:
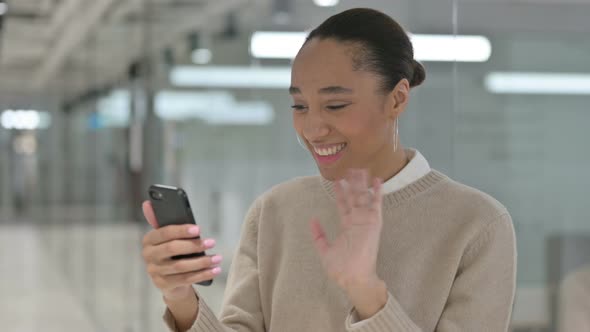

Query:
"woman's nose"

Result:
[[303, 110, 330, 139]]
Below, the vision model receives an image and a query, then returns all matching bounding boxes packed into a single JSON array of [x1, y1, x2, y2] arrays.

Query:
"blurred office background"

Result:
[[0, 0, 589, 331]]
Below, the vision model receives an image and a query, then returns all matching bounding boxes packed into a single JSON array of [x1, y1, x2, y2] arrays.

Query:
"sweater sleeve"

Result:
[[344, 292, 422, 331], [558, 268, 590, 332], [435, 212, 517, 331], [163, 199, 266, 332], [344, 213, 517, 332]]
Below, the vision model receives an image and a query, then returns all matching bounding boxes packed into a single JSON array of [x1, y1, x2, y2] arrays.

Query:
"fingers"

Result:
[[154, 267, 223, 290], [336, 169, 383, 211], [146, 258, 221, 292], [371, 177, 383, 210], [142, 224, 201, 247], [142, 233, 222, 291], [310, 217, 330, 256], [156, 255, 224, 276], [145, 237, 216, 262], [142, 200, 159, 229], [345, 169, 372, 208], [348, 168, 368, 193], [141, 201, 222, 292], [334, 179, 351, 215]]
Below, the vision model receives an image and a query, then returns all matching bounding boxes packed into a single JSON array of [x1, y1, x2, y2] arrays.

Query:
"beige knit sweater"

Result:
[[558, 266, 590, 332], [164, 170, 517, 331]]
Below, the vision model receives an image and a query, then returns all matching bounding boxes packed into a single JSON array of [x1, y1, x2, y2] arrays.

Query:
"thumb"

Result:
[[142, 201, 159, 229], [310, 217, 330, 257]]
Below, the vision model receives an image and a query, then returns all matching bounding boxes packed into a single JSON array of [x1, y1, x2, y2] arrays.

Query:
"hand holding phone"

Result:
[[148, 185, 210, 262], [141, 185, 221, 294]]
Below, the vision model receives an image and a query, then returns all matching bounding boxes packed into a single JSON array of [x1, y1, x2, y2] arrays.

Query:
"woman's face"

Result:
[[290, 38, 408, 181]]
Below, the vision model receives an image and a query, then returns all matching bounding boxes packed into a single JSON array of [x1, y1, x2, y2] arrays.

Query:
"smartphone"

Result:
[[148, 184, 213, 286]]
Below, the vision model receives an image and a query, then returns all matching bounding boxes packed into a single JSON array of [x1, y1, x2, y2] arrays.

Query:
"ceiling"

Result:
[[0, 0, 261, 95], [0, 0, 589, 98]]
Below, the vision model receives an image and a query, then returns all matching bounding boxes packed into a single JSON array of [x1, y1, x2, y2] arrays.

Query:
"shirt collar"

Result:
[[381, 149, 431, 194]]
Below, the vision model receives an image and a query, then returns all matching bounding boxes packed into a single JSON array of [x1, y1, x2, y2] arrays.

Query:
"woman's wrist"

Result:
[[163, 285, 196, 302], [345, 277, 388, 321], [163, 288, 200, 332]]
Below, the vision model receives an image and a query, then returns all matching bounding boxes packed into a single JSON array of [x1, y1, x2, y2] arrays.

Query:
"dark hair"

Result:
[[305, 8, 426, 92]]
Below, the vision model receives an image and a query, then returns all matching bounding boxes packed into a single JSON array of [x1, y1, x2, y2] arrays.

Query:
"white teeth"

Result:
[[314, 143, 346, 156]]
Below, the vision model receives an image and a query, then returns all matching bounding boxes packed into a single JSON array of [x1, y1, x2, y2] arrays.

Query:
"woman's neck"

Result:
[[371, 144, 409, 183]]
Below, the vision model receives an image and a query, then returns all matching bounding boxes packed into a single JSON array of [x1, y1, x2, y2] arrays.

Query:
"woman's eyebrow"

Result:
[[318, 86, 354, 94], [288, 86, 354, 95]]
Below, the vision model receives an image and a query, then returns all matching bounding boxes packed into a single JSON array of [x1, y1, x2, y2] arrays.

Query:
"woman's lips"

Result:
[[312, 143, 347, 165]]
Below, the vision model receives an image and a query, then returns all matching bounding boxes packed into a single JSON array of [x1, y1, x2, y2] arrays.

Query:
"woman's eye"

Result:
[[326, 104, 349, 111], [291, 105, 308, 112]]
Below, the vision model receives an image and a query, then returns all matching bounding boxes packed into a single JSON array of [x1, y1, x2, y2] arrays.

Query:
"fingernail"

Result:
[[211, 255, 223, 264], [204, 239, 216, 247], [212, 267, 222, 275], [188, 226, 200, 235]]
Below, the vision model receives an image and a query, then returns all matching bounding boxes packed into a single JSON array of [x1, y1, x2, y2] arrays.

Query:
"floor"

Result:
[[0, 206, 229, 332]]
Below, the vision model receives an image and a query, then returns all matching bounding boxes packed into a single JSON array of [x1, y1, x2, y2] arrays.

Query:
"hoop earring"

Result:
[[393, 118, 399, 153]]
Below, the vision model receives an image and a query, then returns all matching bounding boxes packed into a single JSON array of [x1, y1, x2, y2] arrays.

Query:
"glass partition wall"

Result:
[[2, 1, 588, 331]]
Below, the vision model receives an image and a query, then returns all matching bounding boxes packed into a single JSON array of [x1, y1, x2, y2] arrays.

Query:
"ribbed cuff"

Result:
[[163, 306, 181, 332], [345, 292, 421, 331], [163, 295, 223, 332]]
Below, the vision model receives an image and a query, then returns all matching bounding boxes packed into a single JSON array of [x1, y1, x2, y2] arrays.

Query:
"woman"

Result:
[[141, 8, 517, 332]]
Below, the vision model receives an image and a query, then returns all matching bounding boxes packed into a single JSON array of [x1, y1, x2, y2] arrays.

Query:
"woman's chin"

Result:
[[317, 167, 344, 181]]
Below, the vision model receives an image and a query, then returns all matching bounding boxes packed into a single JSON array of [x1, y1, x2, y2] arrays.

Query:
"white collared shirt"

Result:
[[381, 149, 431, 194]]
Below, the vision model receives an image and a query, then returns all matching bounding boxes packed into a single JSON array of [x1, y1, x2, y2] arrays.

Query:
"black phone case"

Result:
[[148, 184, 213, 286]]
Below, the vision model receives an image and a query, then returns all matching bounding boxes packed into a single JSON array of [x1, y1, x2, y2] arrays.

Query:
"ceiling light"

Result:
[[250, 31, 307, 59], [0, 3, 7, 16], [155, 91, 234, 120], [485, 72, 590, 95], [313, 0, 339, 7], [191, 49, 213, 65], [170, 66, 291, 89], [250, 31, 491, 62], [202, 101, 274, 125], [155, 91, 274, 125], [1, 110, 44, 130], [412, 34, 491, 62]]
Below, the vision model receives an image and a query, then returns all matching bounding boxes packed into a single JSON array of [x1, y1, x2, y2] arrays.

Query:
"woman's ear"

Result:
[[385, 78, 410, 120], [393, 78, 410, 111]]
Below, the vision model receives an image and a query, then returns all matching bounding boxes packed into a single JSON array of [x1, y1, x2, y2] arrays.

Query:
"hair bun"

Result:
[[410, 60, 426, 87]]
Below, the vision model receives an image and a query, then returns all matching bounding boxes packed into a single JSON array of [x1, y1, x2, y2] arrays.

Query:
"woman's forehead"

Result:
[[291, 43, 376, 92], [294, 39, 356, 69], [294, 42, 350, 76]]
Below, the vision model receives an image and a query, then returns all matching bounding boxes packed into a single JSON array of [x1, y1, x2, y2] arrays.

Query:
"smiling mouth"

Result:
[[312, 143, 347, 156], [311, 143, 347, 165]]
